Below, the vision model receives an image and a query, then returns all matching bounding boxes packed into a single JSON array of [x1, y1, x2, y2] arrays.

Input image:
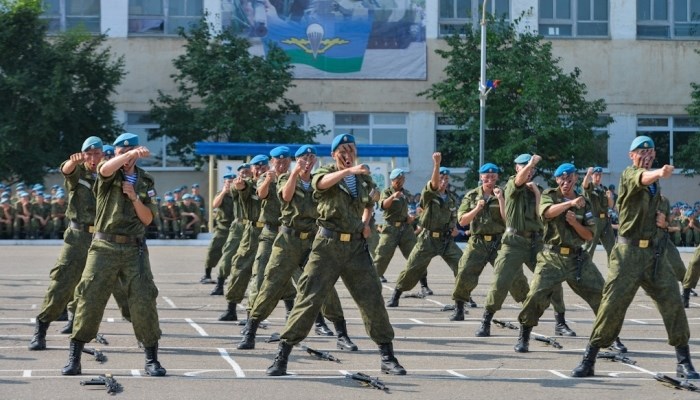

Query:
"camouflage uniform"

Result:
[[30, 200, 52, 239], [13, 197, 32, 238], [51, 200, 68, 239], [179, 200, 202, 237], [160, 202, 180, 238], [583, 181, 615, 258], [684, 246, 700, 293], [203, 191, 234, 279], [211, 188, 245, 292], [373, 186, 416, 278], [0, 202, 15, 238]]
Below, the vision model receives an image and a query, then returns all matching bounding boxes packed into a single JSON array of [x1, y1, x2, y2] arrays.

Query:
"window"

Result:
[[128, 0, 203, 35], [636, 116, 700, 168], [334, 113, 408, 168], [539, 0, 609, 38], [125, 112, 189, 168], [41, 0, 100, 33], [638, 0, 700, 38], [439, 0, 510, 36], [591, 115, 610, 168]]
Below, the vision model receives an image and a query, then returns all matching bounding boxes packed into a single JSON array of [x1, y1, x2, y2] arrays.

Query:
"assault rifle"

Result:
[[346, 372, 387, 391], [95, 333, 109, 345], [82, 347, 107, 363], [533, 334, 562, 349], [597, 351, 636, 365], [300, 345, 340, 363], [80, 374, 122, 395], [264, 332, 280, 343], [492, 319, 518, 330], [655, 373, 700, 392]]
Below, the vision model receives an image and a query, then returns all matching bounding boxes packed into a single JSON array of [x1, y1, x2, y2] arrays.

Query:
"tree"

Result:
[[674, 48, 700, 175], [149, 18, 323, 166], [0, 0, 125, 183], [420, 14, 611, 186]]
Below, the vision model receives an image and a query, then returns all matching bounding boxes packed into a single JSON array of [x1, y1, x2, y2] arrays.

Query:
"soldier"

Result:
[[683, 247, 700, 308], [13, 191, 32, 239], [238, 145, 357, 351], [51, 192, 67, 239], [449, 163, 515, 320], [179, 193, 201, 238], [513, 163, 626, 353], [571, 135, 698, 379], [160, 196, 180, 239], [582, 166, 615, 258], [191, 183, 206, 232], [0, 197, 15, 239], [102, 145, 115, 160], [265, 133, 405, 376], [62, 132, 166, 377], [201, 172, 236, 284], [210, 163, 251, 295], [218, 155, 269, 321], [31, 191, 52, 239], [386, 153, 462, 308], [474, 154, 575, 338]]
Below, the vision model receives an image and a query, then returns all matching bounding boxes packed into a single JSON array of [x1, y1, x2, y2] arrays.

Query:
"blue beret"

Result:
[[1, 192, 8, 198], [165, 191, 172, 196], [81, 136, 103, 152], [331, 134, 355, 152], [33, 184, 44, 191], [439, 167, 450, 175], [192, 183, 199, 188], [223, 173, 235, 180], [295, 145, 316, 158], [592, 166, 603, 173], [44, 194, 51, 200], [102, 145, 115, 156], [0, 184, 4, 190], [250, 154, 269, 166], [390, 168, 405, 180], [19, 191, 29, 197], [685, 210, 694, 217], [554, 163, 577, 177], [35, 191, 44, 196], [52, 184, 60, 189], [237, 163, 251, 171], [113, 132, 139, 147], [173, 188, 182, 193], [56, 193, 65, 199], [165, 196, 174, 202], [182, 193, 193, 200], [0, 198, 8, 204], [479, 163, 500, 174], [270, 146, 291, 159], [513, 154, 532, 164], [630, 135, 654, 151]]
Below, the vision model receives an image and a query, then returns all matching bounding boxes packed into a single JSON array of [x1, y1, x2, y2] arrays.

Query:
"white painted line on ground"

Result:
[[409, 318, 424, 324], [23, 370, 31, 377], [30, 318, 35, 323], [424, 299, 446, 306], [107, 318, 115, 323], [626, 363, 657, 376], [382, 285, 394, 291], [339, 369, 350, 376], [162, 297, 177, 308], [131, 369, 141, 376], [447, 370, 467, 378], [218, 348, 245, 377], [638, 304, 654, 310], [628, 319, 648, 324], [185, 318, 209, 336], [573, 304, 589, 310], [548, 370, 570, 379], [31, 304, 37, 310]]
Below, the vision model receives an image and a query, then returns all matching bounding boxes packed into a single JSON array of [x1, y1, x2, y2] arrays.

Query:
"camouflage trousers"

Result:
[[590, 243, 690, 348], [203, 226, 229, 274], [225, 223, 262, 304], [683, 246, 700, 290], [394, 232, 462, 292], [584, 217, 615, 258], [246, 226, 277, 311], [215, 221, 245, 279], [372, 223, 416, 278], [281, 236, 393, 346]]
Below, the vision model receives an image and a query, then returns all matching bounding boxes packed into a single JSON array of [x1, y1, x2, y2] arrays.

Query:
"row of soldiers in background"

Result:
[[669, 202, 700, 247], [149, 186, 207, 239], [0, 183, 71, 239]]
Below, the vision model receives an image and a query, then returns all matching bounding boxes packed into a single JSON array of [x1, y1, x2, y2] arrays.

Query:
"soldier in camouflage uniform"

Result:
[[30, 191, 52, 239], [582, 166, 616, 258], [179, 193, 202, 238], [160, 196, 180, 239], [210, 163, 251, 295], [50, 192, 68, 239], [449, 163, 524, 320], [266, 134, 405, 376], [218, 155, 269, 321], [200, 172, 236, 283], [514, 163, 626, 353], [62, 133, 166, 377], [572, 135, 699, 379], [0, 197, 15, 238], [386, 152, 462, 307], [238, 145, 357, 351], [475, 154, 574, 338], [683, 247, 700, 308]]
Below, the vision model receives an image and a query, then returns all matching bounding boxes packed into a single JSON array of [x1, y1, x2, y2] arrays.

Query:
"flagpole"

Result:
[[478, 0, 488, 170]]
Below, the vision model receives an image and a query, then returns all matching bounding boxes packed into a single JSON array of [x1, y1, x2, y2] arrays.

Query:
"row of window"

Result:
[[43, 0, 700, 39]]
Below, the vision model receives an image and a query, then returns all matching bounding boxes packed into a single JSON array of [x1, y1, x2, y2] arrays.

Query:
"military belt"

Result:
[[69, 221, 95, 233], [505, 227, 540, 239], [241, 219, 265, 229], [318, 227, 363, 242], [599, 213, 607, 219], [93, 232, 144, 245], [543, 244, 581, 257], [423, 229, 448, 238], [263, 223, 280, 233], [472, 233, 501, 242], [280, 225, 314, 240], [617, 236, 652, 248], [386, 221, 406, 227]]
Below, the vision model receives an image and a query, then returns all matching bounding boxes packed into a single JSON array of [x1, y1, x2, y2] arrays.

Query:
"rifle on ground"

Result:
[[80, 374, 122, 395], [264, 332, 280, 343], [655, 373, 700, 392], [402, 292, 426, 299], [95, 333, 109, 345], [492, 319, 518, 330], [82, 347, 107, 363], [440, 304, 455, 311], [300, 345, 340, 363], [533, 334, 562, 349], [345, 372, 387, 391], [597, 351, 636, 365]]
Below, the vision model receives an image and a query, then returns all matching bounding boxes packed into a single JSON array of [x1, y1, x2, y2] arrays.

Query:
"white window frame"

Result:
[[40, 0, 101, 33], [334, 113, 409, 169], [438, 0, 511, 37], [538, 0, 610, 38], [637, 0, 700, 39], [125, 112, 195, 171], [128, 0, 203, 36], [636, 115, 700, 169]]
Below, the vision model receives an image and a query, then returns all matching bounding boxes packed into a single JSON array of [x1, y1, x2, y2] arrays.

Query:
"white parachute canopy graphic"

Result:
[[306, 23, 324, 59]]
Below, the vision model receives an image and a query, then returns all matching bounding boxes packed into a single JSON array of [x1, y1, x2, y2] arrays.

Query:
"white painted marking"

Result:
[[409, 318, 424, 324], [31, 304, 37, 310], [131, 369, 141, 376], [186, 318, 209, 336], [23, 370, 31, 377], [107, 318, 115, 323], [628, 319, 648, 324], [549, 370, 570, 379], [638, 304, 654, 310], [447, 370, 467, 378], [30, 318, 36, 323], [218, 348, 245, 377], [424, 298, 445, 306], [163, 297, 177, 308]]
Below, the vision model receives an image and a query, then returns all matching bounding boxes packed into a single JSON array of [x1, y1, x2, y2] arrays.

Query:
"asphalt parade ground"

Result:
[[2, 241, 700, 399]]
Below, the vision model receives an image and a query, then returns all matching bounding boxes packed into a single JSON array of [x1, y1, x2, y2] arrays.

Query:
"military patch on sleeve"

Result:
[[147, 189, 157, 198]]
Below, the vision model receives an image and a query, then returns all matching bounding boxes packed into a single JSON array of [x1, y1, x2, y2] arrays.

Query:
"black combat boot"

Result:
[[314, 314, 334, 336], [683, 288, 692, 308], [28, 319, 50, 350], [334, 319, 358, 351], [475, 311, 494, 337], [218, 302, 238, 321], [514, 325, 533, 353], [379, 343, 406, 375], [144, 343, 167, 376], [59, 312, 73, 334], [237, 318, 260, 350], [468, 297, 478, 308], [571, 344, 599, 377], [56, 308, 69, 322], [419, 275, 433, 296], [210, 277, 225, 296], [283, 299, 294, 321], [609, 337, 628, 353], [266, 341, 293, 376], [449, 301, 465, 321], [380, 276, 388, 283], [386, 289, 402, 307], [676, 344, 700, 379], [554, 312, 576, 336], [61, 339, 85, 375]]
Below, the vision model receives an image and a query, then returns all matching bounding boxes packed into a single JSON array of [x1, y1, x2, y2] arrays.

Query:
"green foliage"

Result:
[[0, 0, 125, 183], [149, 18, 322, 166], [421, 14, 611, 186]]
